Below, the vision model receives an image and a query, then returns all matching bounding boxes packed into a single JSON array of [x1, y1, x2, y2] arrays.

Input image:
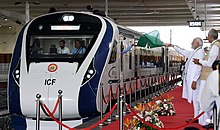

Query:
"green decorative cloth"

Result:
[[137, 30, 164, 48]]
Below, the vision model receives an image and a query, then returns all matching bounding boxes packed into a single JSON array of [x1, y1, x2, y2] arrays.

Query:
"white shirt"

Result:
[[199, 70, 220, 130], [200, 70, 220, 114], [174, 45, 204, 81], [174, 45, 204, 103], [57, 47, 70, 54], [200, 40, 219, 67]]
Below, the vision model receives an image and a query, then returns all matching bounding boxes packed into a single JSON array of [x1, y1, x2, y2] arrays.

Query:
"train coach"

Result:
[[8, 11, 183, 129]]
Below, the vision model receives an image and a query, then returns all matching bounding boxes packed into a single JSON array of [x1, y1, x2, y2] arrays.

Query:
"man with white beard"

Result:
[[164, 37, 204, 123], [193, 29, 220, 128]]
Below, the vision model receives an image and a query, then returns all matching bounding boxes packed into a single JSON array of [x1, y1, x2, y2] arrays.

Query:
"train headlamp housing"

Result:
[[88, 69, 94, 74], [62, 14, 74, 22], [82, 59, 96, 86], [13, 59, 21, 85]]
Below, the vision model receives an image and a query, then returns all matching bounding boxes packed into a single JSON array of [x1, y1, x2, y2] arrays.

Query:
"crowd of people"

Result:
[[164, 28, 220, 129]]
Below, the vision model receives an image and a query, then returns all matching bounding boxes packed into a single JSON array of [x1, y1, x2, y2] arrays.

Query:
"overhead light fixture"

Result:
[[191, 7, 195, 13], [4, 17, 7, 21]]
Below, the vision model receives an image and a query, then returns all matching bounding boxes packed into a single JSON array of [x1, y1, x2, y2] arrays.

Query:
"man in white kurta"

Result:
[[164, 37, 205, 119], [199, 66, 220, 129], [193, 29, 220, 126]]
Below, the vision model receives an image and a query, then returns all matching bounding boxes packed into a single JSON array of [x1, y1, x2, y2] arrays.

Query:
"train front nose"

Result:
[[20, 62, 83, 119]]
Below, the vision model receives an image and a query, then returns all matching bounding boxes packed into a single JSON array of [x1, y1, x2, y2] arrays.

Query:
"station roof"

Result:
[[0, 0, 219, 31]]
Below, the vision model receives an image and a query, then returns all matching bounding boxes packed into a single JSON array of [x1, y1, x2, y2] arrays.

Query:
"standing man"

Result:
[[199, 60, 220, 130], [193, 29, 220, 127], [164, 37, 204, 122]]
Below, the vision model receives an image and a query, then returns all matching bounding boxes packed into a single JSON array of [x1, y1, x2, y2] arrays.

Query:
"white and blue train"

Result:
[[8, 11, 183, 129]]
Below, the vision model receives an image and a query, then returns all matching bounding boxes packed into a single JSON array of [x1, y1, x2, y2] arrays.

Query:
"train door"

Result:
[[120, 35, 135, 80], [106, 39, 119, 80]]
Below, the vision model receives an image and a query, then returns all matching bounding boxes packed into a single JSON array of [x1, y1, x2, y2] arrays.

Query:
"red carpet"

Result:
[[102, 86, 209, 130]]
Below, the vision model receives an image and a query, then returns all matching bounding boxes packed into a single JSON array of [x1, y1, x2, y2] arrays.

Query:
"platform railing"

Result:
[[58, 90, 63, 130], [98, 83, 105, 126], [34, 72, 180, 130], [213, 102, 218, 130], [106, 82, 112, 123], [35, 90, 63, 130], [36, 94, 41, 130]]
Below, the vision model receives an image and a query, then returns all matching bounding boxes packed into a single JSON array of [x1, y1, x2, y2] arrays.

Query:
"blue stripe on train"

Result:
[[8, 26, 27, 129], [78, 20, 113, 117]]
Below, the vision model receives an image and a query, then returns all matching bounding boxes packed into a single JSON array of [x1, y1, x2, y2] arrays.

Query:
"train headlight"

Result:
[[86, 74, 91, 79], [15, 70, 19, 74], [15, 74, 20, 79], [62, 14, 74, 22], [13, 59, 21, 85], [88, 69, 94, 74], [82, 59, 96, 85]]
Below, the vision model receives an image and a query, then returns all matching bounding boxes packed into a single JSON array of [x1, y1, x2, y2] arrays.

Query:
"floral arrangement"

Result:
[[124, 103, 164, 130], [153, 95, 176, 116]]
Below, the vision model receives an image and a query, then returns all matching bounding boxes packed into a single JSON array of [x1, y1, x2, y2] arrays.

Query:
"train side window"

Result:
[[108, 40, 117, 64]]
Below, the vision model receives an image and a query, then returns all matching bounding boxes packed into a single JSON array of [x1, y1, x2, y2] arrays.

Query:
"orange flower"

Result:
[[124, 118, 131, 128], [148, 101, 153, 108], [136, 103, 144, 111], [132, 119, 138, 126], [153, 103, 159, 110], [140, 127, 146, 130], [145, 102, 152, 111]]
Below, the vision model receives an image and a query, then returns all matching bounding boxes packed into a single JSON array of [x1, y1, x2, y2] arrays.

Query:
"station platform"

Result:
[[75, 86, 209, 130]]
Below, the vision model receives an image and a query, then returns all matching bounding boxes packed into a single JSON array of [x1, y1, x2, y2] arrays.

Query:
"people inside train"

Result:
[[49, 44, 57, 53], [31, 39, 42, 55], [199, 60, 220, 129], [193, 29, 220, 127], [164, 37, 204, 123], [57, 40, 70, 54], [147, 61, 152, 67], [140, 60, 156, 68], [71, 40, 86, 55], [141, 60, 146, 67]]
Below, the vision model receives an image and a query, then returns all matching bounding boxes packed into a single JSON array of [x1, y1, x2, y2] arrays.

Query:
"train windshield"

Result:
[[25, 12, 102, 63], [29, 35, 93, 61]]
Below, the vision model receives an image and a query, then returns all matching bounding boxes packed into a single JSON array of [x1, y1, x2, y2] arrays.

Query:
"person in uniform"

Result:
[[193, 29, 220, 127], [164, 37, 204, 122]]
